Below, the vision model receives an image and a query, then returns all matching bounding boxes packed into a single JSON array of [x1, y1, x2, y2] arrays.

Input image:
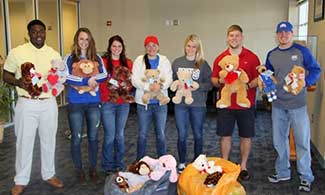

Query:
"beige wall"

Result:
[[62, 1, 78, 55], [79, 0, 289, 64], [307, 0, 325, 162], [0, 1, 5, 58]]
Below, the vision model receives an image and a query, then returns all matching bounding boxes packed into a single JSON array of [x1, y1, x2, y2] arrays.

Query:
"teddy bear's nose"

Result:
[[162, 163, 166, 167]]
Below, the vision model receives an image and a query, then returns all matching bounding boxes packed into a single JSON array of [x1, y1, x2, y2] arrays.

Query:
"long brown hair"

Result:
[[105, 35, 128, 74], [71, 27, 99, 63]]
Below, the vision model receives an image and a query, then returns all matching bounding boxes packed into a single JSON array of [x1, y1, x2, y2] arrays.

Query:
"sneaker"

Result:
[[298, 180, 311, 192], [178, 163, 186, 173], [268, 174, 291, 183]]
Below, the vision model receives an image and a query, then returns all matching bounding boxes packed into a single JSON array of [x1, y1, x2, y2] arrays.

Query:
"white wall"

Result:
[[79, 0, 289, 64], [307, 0, 325, 164]]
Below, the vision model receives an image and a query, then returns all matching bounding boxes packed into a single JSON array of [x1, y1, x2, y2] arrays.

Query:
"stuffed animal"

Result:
[[141, 69, 170, 105], [115, 171, 150, 193], [20, 62, 42, 97], [216, 55, 250, 108], [106, 65, 134, 103], [71, 59, 99, 96], [128, 160, 151, 176], [141, 154, 178, 183], [283, 65, 306, 95], [170, 69, 199, 104], [256, 65, 277, 102], [42, 59, 66, 96], [204, 171, 224, 188], [193, 154, 222, 174]]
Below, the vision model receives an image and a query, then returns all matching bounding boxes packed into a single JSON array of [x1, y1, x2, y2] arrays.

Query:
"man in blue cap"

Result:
[[265, 21, 321, 192]]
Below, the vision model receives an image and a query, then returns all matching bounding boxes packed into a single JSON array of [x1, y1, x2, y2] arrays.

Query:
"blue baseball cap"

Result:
[[276, 21, 293, 33]]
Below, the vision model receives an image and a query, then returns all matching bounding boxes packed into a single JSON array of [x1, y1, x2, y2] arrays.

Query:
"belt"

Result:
[[20, 95, 49, 100]]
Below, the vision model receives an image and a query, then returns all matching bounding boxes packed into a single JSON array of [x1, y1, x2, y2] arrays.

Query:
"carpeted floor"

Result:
[[0, 105, 325, 195]]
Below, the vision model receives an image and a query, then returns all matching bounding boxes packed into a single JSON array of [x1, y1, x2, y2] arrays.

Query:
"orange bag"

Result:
[[177, 157, 246, 195]]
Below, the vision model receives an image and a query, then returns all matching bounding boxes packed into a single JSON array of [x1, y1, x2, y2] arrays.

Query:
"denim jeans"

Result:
[[136, 104, 167, 160], [68, 103, 101, 170], [272, 105, 314, 183], [101, 102, 130, 171], [174, 104, 206, 163]]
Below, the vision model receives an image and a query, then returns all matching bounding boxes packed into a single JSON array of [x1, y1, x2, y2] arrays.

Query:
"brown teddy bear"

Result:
[[142, 69, 170, 105], [216, 55, 250, 108], [115, 175, 130, 193], [204, 171, 224, 188], [128, 161, 151, 176], [170, 69, 199, 104], [21, 62, 42, 97], [71, 59, 99, 96], [106, 65, 134, 103], [283, 65, 305, 95]]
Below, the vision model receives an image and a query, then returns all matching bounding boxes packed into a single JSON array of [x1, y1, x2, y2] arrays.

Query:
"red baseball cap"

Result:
[[144, 35, 159, 46]]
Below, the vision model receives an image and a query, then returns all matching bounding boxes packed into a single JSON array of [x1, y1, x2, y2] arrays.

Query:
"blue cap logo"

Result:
[[276, 21, 293, 33]]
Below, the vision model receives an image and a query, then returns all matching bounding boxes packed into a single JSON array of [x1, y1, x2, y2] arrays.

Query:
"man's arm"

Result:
[[3, 70, 28, 91]]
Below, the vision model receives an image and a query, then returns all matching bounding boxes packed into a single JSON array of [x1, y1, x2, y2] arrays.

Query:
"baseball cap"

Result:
[[144, 35, 159, 46], [276, 21, 293, 33]]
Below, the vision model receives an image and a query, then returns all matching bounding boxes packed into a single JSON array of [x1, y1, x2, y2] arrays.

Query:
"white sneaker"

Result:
[[178, 163, 186, 173]]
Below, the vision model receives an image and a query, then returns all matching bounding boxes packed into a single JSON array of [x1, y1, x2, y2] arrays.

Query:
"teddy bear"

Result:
[[140, 154, 178, 183], [115, 171, 150, 193], [256, 65, 277, 102], [283, 65, 306, 95], [193, 154, 222, 174], [216, 55, 250, 108], [106, 65, 134, 103], [203, 171, 224, 188], [20, 62, 42, 97], [170, 69, 199, 104], [128, 160, 151, 176], [141, 69, 170, 105], [71, 59, 99, 96], [42, 59, 66, 96]]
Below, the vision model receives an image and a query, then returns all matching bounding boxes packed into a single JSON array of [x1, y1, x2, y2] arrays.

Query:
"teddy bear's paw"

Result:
[[283, 86, 289, 92], [238, 102, 250, 108], [90, 91, 97, 96], [52, 88, 58, 96], [172, 97, 182, 104], [42, 84, 49, 92], [160, 97, 170, 105], [184, 98, 194, 105], [216, 101, 229, 108]]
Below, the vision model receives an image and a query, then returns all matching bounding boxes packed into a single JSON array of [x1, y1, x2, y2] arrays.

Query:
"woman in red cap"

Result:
[[131, 35, 172, 160]]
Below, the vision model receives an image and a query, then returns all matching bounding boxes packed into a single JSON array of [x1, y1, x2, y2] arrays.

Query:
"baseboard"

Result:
[[311, 141, 325, 168]]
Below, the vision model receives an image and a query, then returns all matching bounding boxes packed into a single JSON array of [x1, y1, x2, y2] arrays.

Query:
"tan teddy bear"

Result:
[[71, 59, 99, 96], [142, 69, 170, 105], [283, 65, 305, 95], [216, 55, 250, 108], [170, 69, 199, 104]]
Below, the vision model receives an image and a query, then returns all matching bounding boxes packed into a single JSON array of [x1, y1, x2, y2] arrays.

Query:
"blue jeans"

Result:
[[68, 103, 101, 170], [174, 104, 206, 163], [101, 102, 129, 171], [272, 105, 314, 183], [136, 104, 167, 160]]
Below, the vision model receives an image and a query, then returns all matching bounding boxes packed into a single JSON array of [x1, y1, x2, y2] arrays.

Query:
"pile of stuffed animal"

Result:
[[177, 155, 246, 195], [114, 154, 178, 193]]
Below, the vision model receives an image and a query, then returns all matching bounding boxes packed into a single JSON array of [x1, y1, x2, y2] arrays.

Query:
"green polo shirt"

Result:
[[4, 42, 61, 98]]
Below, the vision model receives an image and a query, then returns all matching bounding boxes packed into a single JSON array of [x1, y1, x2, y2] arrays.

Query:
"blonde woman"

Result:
[[171, 34, 212, 172]]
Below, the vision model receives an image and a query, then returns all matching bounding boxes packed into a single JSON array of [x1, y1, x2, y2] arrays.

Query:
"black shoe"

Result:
[[238, 170, 250, 181]]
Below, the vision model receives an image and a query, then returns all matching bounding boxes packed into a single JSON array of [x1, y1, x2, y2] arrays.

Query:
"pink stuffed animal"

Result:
[[42, 59, 66, 96], [141, 154, 178, 183]]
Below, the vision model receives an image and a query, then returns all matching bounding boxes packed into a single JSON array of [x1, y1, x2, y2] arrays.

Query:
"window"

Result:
[[298, 0, 308, 40]]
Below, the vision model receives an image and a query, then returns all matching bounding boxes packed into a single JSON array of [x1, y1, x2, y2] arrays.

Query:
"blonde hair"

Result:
[[184, 34, 205, 69]]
